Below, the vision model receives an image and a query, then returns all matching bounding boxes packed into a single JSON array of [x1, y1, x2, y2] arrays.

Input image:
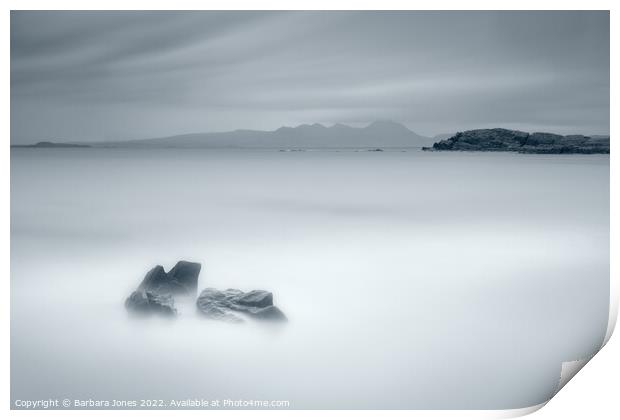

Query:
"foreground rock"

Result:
[[125, 260, 200, 316], [125, 291, 176, 317], [124, 261, 288, 323], [197, 288, 287, 323], [428, 128, 609, 154], [137, 261, 201, 297]]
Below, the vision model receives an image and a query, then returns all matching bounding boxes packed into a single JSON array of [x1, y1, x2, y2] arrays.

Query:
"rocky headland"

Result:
[[427, 128, 609, 154]]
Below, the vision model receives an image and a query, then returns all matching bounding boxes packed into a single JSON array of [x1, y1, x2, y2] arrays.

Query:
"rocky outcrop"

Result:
[[137, 261, 201, 297], [430, 129, 609, 154], [196, 288, 287, 323], [125, 291, 176, 317]]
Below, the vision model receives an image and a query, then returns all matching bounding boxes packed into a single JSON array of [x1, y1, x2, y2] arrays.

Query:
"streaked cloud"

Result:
[[11, 11, 609, 143]]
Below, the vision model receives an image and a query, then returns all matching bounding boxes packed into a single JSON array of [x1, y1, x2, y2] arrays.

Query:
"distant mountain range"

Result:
[[13, 121, 433, 149]]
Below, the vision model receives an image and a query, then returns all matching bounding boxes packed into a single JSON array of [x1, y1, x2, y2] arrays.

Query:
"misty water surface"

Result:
[[10, 149, 609, 409]]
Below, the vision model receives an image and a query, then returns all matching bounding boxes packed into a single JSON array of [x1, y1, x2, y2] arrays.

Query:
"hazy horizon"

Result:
[[11, 119, 611, 147], [11, 11, 610, 145]]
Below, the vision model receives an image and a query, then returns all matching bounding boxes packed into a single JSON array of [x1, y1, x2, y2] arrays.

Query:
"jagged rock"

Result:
[[125, 291, 176, 317], [197, 288, 287, 323], [137, 261, 201, 297], [124, 260, 199, 316], [431, 128, 609, 154]]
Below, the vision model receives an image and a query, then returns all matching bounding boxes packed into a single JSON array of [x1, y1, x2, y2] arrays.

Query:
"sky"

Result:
[[10, 11, 610, 144]]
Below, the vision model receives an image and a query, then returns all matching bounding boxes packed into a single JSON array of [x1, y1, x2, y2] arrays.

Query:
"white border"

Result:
[[2, 1, 617, 419]]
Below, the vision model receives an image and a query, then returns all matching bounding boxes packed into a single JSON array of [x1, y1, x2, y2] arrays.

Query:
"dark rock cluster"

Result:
[[125, 260, 286, 323], [429, 128, 609, 154]]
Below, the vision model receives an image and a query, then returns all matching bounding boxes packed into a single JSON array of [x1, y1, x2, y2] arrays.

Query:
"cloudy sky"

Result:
[[10, 11, 609, 144]]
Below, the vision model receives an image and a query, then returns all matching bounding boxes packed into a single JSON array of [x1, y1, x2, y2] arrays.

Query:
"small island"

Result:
[[425, 128, 609, 154], [12, 141, 91, 148]]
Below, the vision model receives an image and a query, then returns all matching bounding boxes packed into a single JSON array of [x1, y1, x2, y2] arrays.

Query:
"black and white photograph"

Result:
[[7, 5, 614, 414]]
